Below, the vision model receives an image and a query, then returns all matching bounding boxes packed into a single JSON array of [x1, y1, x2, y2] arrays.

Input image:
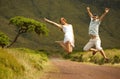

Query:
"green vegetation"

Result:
[[0, 31, 10, 48], [0, 0, 119, 50], [0, 1, 119, 78], [64, 49, 120, 65], [0, 48, 48, 79], [7, 16, 48, 47]]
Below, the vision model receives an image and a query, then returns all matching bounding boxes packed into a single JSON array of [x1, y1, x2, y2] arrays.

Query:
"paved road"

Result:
[[41, 58, 120, 79]]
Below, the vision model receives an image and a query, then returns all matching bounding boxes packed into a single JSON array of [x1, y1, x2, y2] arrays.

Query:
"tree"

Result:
[[7, 16, 48, 47], [0, 31, 10, 48]]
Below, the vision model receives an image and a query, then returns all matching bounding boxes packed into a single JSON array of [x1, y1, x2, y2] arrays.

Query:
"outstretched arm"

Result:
[[99, 8, 110, 21], [44, 18, 62, 29], [86, 7, 94, 18]]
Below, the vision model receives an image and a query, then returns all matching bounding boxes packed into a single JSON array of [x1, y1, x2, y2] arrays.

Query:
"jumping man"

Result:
[[83, 7, 110, 60]]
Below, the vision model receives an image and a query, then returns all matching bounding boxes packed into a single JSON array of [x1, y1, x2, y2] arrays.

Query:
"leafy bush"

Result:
[[112, 55, 120, 64], [0, 32, 10, 48], [67, 49, 120, 65], [71, 53, 83, 62], [9, 16, 48, 35], [8, 16, 49, 47]]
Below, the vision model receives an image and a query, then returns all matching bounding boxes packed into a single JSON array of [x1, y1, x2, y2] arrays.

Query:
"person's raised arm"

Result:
[[99, 8, 110, 21], [44, 18, 62, 29], [86, 7, 94, 18]]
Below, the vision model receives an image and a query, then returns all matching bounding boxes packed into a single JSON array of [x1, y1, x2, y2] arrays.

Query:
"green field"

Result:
[[0, 0, 120, 51]]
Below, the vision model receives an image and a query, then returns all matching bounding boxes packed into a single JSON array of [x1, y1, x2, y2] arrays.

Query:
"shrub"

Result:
[[0, 31, 10, 48], [67, 49, 120, 65]]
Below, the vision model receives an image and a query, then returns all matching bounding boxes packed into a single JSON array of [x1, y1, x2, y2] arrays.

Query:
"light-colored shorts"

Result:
[[83, 36, 102, 51]]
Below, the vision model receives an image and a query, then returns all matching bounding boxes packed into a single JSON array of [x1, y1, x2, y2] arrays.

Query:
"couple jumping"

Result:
[[44, 7, 110, 60]]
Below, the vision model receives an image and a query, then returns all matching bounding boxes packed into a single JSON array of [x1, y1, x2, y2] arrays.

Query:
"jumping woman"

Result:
[[44, 17, 75, 54]]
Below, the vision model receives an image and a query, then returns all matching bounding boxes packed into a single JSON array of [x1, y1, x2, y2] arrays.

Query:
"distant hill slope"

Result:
[[0, 0, 120, 51]]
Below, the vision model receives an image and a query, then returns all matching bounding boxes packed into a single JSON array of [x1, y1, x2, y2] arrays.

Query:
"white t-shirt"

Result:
[[89, 18, 101, 36], [62, 24, 75, 47]]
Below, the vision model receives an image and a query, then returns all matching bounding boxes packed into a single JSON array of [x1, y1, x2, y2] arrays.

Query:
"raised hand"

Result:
[[87, 7, 90, 10], [105, 8, 110, 13], [44, 17, 48, 21]]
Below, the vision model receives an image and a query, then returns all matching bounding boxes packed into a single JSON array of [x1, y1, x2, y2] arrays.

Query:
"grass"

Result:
[[0, 0, 120, 51], [0, 47, 48, 79], [63, 49, 120, 65], [0, 47, 120, 79]]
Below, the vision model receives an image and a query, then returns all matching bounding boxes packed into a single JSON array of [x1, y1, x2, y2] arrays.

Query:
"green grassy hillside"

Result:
[[0, 0, 120, 51], [0, 48, 48, 79]]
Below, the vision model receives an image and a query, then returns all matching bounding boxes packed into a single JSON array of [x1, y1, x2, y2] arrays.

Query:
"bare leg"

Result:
[[99, 49, 108, 60], [90, 48, 108, 61], [89, 48, 98, 55], [55, 41, 68, 52], [55, 41, 73, 53], [65, 41, 73, 54]]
